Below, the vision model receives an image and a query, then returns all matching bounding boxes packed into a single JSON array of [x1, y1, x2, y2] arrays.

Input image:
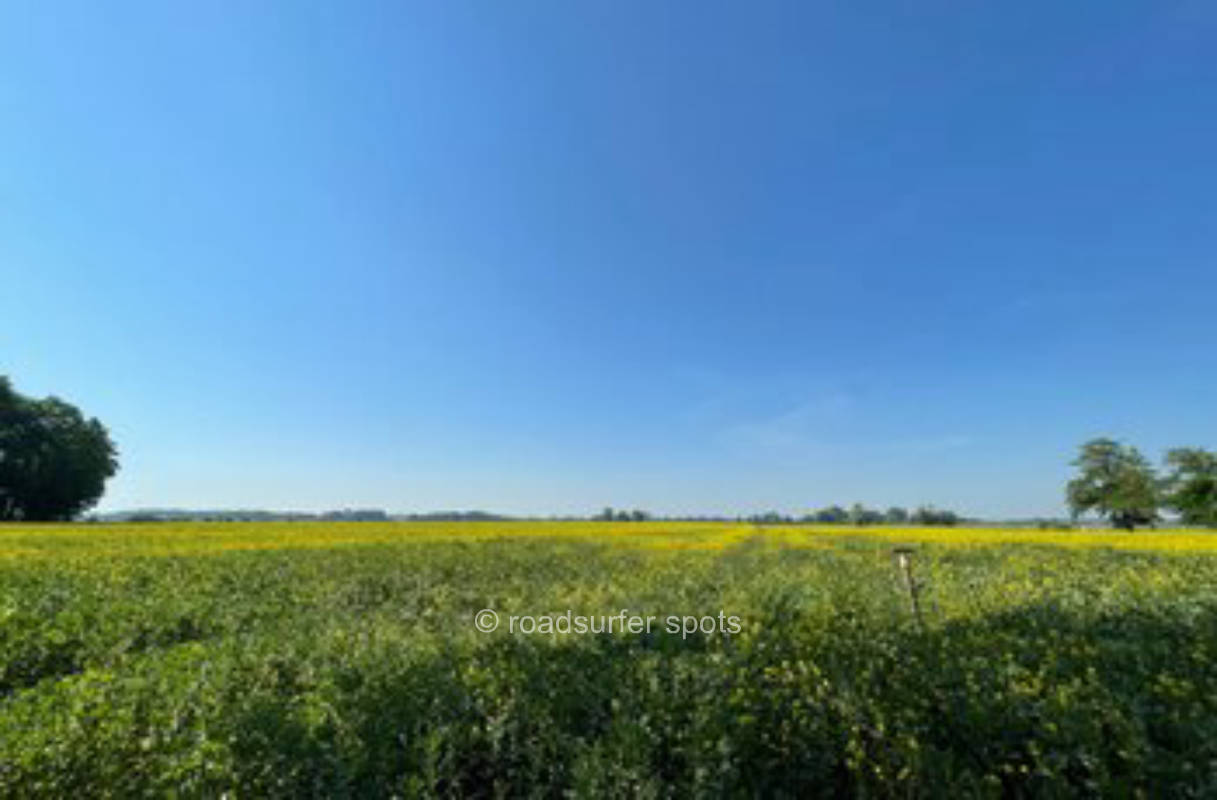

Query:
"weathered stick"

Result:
[[892, 546, 924, 630]]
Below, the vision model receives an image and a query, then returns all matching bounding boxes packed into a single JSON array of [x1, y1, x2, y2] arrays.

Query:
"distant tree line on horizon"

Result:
[[593, 507, 653, 522], [104, 509, 515, 523], [744, 504, 961, 526], [590, 504, 961, 526], [119, 509, 392, 523], [8, 377, 1217, 532]]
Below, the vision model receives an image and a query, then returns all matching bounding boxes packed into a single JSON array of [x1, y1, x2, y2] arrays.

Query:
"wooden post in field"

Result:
[[892, 546, 924, 630]]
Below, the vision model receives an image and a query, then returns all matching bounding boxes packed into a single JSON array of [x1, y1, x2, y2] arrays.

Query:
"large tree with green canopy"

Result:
[[1162, 447, 1217, 527], [1066, 437, 1159, 530], [0, 377, 118, 521]]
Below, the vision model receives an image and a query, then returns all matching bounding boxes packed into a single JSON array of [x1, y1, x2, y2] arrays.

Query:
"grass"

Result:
[[3, 521, 1217, 797]]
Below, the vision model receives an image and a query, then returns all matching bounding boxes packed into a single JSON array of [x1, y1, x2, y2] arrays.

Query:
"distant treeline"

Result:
[[746, 504, 961, 526], [589, 505, 962, 526], [94, 505, 970, 526], [96, 509, 514, 523]]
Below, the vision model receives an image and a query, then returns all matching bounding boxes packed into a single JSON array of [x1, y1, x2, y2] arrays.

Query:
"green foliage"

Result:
[[5, 532, 1217, 796], [808, 505, 954, 526], [848, 503, 884, 526], [0, 377, 118, 521], [812, 505, 848, 523], [1163, 448, 1217, 527], [1067, 438, 1159, 530], [750, 511, 793, 524], [912, 506, 959, 526], [593, 507, 650, 522]]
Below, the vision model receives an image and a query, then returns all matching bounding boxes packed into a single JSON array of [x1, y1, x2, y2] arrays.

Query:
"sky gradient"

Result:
[[3, 2, 1215, 518]]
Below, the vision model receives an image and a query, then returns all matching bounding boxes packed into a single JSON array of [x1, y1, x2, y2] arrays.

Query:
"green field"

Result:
[[4, 521, 1217, 797]]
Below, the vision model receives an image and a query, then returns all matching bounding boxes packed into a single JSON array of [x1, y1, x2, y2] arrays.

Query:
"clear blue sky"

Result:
[[3, 2, 1215, 518]]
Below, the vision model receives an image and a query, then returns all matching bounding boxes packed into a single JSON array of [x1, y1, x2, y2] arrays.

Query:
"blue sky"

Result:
[[3, 2, 1215, 518]]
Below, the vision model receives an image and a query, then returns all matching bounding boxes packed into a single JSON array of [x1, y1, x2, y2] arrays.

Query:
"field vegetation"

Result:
[[4, 521, 1217, 797]]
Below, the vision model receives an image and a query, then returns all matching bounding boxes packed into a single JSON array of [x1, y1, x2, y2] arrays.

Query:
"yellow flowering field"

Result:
[[3, 520, 1217, 796], [2, 519, 1215, 559]]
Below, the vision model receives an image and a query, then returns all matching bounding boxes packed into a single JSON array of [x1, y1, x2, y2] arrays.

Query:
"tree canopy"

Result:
[[1066, 438, 1159, 530], [1162, 447, 1217, 527], [0, 377, 118, 521]]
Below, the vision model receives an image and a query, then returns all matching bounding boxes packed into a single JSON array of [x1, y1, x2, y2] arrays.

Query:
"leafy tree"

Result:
[[885, 506, 909, 524], [1066, 438, 1159, 530], [0, 377, 119, 521], [1162, 447, 1217, 527]]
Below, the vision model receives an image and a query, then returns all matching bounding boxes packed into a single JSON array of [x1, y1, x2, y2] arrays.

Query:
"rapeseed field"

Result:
[[3, 521, 1217, 796]]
